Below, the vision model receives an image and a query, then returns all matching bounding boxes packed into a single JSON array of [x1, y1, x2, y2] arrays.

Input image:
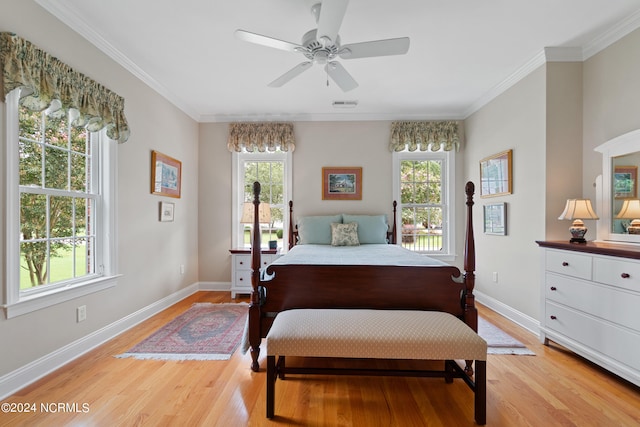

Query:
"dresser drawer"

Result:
[[545, 250, 592, 280], [234, 254, 274, 271], [545, 273, 640, 332], [235, 270, 252, 287], [593, 256, 640, 292], [545, 301, 640, 371]]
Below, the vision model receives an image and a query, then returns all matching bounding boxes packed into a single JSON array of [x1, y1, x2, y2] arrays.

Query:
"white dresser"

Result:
[[229, 249, 278, 298], [537, 241, 640, 387]]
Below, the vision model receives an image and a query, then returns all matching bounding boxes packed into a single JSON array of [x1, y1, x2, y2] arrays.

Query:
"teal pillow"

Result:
[[297, 215, 343, 244], [341, 214, 388, 244]]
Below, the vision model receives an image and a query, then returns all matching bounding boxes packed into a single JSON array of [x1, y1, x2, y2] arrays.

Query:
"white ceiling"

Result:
[[37, 0, 640, 122]]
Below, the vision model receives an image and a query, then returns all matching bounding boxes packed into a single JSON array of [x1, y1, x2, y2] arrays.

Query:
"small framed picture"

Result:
[[159, 201, 175, 222], [322, 167, 362, 200], [151, 150, 182, 198], [614, 166, 637, 199], [480, 150, 512, 198], [484, 203, 506, 235]]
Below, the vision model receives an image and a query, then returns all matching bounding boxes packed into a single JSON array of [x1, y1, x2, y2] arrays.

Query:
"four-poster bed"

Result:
[[247, 181, 478, 372]]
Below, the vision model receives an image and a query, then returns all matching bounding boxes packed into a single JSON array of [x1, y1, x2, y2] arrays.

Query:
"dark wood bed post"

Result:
[[288, 200, 294, 250], [390, 201, 398, 244], [463, 181, 478, 333], [249, 181, 262, 372]]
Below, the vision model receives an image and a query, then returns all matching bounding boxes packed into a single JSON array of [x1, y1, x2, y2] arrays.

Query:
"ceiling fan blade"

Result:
[[268, 62, 313, 87], [316, 0, 349, 45], [325, 61, 358, 92], [235, 29, 305, 53], [339, 37, 410, 59]]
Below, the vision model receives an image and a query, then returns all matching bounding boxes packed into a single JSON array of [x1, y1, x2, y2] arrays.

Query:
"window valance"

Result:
[[0, 32, 130, 143], [389, 121, 461, 152], [227, 122, 295, 152]]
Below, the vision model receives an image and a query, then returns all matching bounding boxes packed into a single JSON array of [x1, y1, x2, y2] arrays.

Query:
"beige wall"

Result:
[[464, 66, 547, 319], [197, 120, 472, 282], [0, 1, 200, 376], [583, 28, 640, 199]]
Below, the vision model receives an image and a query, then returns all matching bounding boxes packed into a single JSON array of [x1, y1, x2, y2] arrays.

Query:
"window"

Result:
[[393, 150, 455, 259], [232, 150, 292, 250], [3, 89, 118, 318]]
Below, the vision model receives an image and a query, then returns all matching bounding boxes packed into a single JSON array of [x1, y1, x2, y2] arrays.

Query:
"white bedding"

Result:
[[270, 244, 448, 267]]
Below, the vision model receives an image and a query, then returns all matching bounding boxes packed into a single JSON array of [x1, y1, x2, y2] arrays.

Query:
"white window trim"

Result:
[[232, 150, 292, 251], [392, 149, 456, 261], [2, 89, 119, 319]]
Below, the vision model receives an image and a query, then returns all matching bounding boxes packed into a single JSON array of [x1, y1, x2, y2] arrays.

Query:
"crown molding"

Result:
[[35, 0, 201, 122], [583, 9, 640, 59]]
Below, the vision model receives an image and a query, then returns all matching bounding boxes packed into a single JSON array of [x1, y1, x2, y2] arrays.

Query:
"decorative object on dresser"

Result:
[[229, 249, 278, 298], [557, 199, 599, 243], [536, 241, 640, 387], [615, 199, 640, 234]]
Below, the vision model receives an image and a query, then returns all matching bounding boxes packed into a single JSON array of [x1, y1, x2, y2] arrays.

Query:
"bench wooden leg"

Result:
[[474, 360, 486, 425], [266, 355, 276, 418]]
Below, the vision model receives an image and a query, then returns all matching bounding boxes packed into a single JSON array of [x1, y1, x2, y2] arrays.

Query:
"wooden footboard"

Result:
[[248, 181, 477, 372]]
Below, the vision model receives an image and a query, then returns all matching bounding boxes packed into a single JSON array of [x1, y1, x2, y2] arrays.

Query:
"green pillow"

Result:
[[297, 215, 343, 244]]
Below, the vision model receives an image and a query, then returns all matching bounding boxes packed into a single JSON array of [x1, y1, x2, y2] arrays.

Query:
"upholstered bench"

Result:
[[266, 308, 487, 424]]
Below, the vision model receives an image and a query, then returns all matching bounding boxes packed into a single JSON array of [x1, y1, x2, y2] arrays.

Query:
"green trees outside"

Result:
[[243, 161, 284, 242], [400, 159, 443, 251], [19, 106, 91, 288]]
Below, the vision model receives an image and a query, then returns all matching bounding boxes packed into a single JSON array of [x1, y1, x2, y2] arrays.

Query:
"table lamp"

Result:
[[615, 199, 640, 234], [558, 199, 599, 243]]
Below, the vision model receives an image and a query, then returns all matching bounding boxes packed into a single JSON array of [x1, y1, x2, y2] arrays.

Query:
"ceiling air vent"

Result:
[[332, 100, 358, 108]]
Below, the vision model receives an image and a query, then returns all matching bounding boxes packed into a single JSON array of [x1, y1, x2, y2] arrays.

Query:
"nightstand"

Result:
[[229, 248, 279, 298]]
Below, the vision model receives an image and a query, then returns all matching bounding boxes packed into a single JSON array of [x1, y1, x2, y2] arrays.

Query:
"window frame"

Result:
[[392, 149, 456, 260], [2, 88, 119, 319], [232, 150, 292, 251]]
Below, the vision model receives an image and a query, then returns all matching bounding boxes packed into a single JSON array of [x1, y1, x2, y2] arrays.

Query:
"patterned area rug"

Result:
[[478, 317, 535, 355], [116, 303, 248, 361]]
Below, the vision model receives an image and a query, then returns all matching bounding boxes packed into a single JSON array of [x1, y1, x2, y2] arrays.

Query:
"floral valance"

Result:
[[389, 121, 462, 152], [0, 32, 130, 143], [227, 122, 295, 152]]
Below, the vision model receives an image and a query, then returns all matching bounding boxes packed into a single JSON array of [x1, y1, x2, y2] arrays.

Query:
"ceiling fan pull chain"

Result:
[[326, 66, 330, 87]]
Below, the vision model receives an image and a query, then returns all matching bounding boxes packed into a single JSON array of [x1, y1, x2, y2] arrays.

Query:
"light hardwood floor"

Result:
[[2, 291, 639, 426]]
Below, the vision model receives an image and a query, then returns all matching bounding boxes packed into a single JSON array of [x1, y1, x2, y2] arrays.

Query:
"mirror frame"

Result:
[[595, 129, 640, 244]]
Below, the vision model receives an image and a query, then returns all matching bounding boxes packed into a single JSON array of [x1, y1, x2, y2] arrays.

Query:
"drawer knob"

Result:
[[550, 286, 557, 291], [550, 315, 557, 320], [621, 273, 630, 279], [562, 262, 569, 267], [239, 277, 243, 281], [239, 261, 244, 265]]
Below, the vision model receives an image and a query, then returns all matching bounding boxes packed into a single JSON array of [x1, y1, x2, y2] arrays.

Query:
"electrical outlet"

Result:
[[77, 305, 87, 322], [180, 264, 185, 275], [492, 272, 498, 283]]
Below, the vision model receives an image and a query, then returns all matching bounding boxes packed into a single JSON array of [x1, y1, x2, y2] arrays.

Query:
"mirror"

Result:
[[595, 129, 640, 243]]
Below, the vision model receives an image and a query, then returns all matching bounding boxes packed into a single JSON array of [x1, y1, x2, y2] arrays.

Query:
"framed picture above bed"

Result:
[[322, 167, 362, 200]]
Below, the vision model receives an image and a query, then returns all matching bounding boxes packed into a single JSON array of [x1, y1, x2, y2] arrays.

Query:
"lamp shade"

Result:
[[558, 199, 599, 221], [240, 202, 271, 224], [615, 199, 640, 219]]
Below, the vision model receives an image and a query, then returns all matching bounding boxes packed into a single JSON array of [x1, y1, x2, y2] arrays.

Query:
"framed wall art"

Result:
[[480, 149, 512, 198], [484, 202, 507, 235], [151, 150, 182, 198], [322, 167, 362, 200], [614, 165, 637, 199], [159, 201, 175, 222]]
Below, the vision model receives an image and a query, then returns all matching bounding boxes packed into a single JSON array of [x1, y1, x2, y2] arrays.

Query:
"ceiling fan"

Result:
[[235, 0, 410, 92]]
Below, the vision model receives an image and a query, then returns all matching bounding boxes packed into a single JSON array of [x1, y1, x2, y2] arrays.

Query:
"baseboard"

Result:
[[0, 282, 229, 400], [474, 290, 540, 337]]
